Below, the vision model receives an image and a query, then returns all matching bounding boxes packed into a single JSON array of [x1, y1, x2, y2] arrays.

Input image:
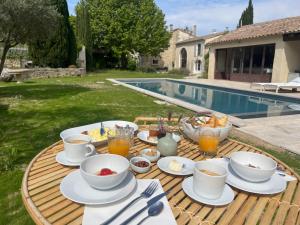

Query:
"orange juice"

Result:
[[198, 135, 219, 155], [108, 138, 130, 157]]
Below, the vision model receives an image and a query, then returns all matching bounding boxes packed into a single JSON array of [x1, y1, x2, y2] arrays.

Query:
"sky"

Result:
[[67, 0, 300, 35]]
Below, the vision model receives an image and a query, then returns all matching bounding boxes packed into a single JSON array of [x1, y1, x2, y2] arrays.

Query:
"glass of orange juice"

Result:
[[107, 128, 132, 157], [198, 129, 221, 156]]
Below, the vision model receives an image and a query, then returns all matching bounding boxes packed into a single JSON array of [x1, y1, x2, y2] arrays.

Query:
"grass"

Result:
[[0, 70, 188, 225], [0, 69, 299, 224]]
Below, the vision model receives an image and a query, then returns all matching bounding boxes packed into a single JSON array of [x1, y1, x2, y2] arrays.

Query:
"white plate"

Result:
[[56, 151, 81, 167], [227, 164, 287, 194], [137, 131, 181, 145], [157, 156, 195, 176], [60, 120, 139, 145], [60, 170, 137, 205], [206, 158, 287, 195], [182, 177, 234, 206]]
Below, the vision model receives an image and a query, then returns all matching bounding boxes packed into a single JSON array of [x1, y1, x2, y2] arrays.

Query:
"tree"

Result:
[[0, 0, 59, 75], [29, 0, 77, 67], [88, 0, 170, 68], [238, 0, 254, 28], [76, 0, 93, 69]]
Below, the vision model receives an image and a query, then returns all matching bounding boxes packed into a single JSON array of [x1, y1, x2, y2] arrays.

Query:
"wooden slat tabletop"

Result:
[[22, 118, 300, 225]]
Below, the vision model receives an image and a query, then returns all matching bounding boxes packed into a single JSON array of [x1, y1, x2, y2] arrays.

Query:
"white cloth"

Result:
[[206, 158, 297, 182], [83, 179, 177, 225]]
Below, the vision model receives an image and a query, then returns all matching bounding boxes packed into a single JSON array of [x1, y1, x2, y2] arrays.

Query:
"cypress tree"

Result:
[[238, 0, 254, 28], [29, 0, 77, 67], [76, 0, 93, 69]]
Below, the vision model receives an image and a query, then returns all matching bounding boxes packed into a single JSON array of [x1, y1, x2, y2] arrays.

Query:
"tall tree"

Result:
[[29, 0, 77, 67], [0, 0, 59, 74], [238, 0, 254, 28], [76, 0, 93, 69], [88, 0, 170, 68]]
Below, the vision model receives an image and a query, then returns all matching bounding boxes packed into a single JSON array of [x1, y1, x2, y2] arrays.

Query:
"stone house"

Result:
[[208, 16, 300, 83], [139, 26, 225, 75]]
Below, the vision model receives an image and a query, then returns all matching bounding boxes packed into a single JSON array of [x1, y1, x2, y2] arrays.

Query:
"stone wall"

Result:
[[27, 67, 86, 79]]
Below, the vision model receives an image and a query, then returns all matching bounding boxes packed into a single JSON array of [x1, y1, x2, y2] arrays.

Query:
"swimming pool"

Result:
[[116, 79, 300, 119]]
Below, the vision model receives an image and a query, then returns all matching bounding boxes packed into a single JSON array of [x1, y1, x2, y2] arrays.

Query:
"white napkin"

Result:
[[82, 179, 177, 225], [206, 158, 297, 182]]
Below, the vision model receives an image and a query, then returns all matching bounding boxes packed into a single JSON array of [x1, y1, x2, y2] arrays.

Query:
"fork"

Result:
[[100, 181, 158, 225]]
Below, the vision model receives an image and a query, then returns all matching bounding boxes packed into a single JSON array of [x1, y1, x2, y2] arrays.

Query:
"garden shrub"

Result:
[[137, 66, 157, 73], [127, 58, 137, 71], [168, 68, 190, 76]]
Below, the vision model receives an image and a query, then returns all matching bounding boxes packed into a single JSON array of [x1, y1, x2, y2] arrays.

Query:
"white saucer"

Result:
[[227, 164, 287, 195], [56, 151, 81, 167], [206, 158, 287, 195], [182, 177, 234, 206], [157, 156, 195, 176], [137, 131, 181, 145], [60, 170, 137, 205]]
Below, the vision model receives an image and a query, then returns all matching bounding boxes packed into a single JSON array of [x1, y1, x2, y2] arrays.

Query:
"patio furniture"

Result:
[[22, 117, 300, 225], [7, 68, 31, 83], [251, 77, 300, 93]]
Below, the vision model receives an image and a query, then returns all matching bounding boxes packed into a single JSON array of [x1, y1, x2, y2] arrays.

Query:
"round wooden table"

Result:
[[22, 118, 300, 225]]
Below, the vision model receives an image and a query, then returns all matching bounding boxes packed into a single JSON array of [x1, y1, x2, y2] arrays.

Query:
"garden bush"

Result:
[[137, 66, 157, 73], [168, 68, 190, 76]]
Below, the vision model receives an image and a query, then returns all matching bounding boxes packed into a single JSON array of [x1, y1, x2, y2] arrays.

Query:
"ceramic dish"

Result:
[[60, 170, 136, 205], [80, 154, 129, 190], [137, 131, 181, 145], [206, 158, 287, 195], [60, 121, 139, 146], [130, 156, 151, 173], [230, 151, 277, 182], [157, 156, 195, 176], [140, 148, 160, 162], [182, 177, 234, 206]]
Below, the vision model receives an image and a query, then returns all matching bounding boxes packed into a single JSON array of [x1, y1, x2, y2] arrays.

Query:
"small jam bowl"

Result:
[[141, 148, 160, 162], [130, 156, 151, 173]]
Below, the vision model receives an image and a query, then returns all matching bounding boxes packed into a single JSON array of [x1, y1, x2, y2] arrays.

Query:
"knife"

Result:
[[119, 192, 168, 225]]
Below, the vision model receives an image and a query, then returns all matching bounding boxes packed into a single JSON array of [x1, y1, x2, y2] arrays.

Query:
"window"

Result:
[[233, 48, 242, 73], [243, 47, 251, 74], [180, 48, 187, 68], [252, 46, 264, 74], [152, 59, 159, 65], [197, 44, 202, 56], [263, 45, 275, 74], [195, 60, 201, 71]]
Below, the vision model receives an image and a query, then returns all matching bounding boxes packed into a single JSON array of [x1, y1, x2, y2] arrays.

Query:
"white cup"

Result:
[[63, 134, 96, 163], [193, 161, 227, 199]]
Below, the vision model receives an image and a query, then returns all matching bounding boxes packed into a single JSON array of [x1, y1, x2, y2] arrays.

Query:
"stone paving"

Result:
[[185, 78, 300, 155]]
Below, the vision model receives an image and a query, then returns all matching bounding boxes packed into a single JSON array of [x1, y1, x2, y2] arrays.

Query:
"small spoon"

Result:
[[136, 201, 164, 225]]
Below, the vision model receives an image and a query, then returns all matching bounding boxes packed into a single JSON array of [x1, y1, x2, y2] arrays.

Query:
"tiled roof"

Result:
[[209, 16, 300, 45], [176, 31, 226, 45]]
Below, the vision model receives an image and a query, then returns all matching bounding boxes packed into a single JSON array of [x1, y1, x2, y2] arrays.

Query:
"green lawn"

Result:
[[0, 70, 299, 225]]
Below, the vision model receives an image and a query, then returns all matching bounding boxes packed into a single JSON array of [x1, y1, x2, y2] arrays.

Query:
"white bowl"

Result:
[[230, 151, 277, 182], [130, 157, 151, 174], [180, 117, 232, 143], [80, 154, 129, 190], [140, 148, 160, 162]]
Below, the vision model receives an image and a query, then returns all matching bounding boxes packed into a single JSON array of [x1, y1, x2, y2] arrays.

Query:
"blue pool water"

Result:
[[119, 79, 300, 119]]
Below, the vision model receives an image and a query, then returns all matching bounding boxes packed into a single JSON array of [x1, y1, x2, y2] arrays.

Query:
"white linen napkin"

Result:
[[82, 179, 177, 225], [206, 158, 297, 182]]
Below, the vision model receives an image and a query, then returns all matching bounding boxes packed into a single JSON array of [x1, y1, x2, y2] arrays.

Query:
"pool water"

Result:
[[120, 79, 300, 119]]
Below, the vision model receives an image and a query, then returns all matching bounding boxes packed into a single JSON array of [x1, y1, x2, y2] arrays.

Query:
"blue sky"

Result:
[[67, 0, 300, 35]]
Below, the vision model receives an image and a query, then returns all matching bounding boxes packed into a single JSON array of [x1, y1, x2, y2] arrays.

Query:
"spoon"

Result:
[[136, 201, 164, 225]]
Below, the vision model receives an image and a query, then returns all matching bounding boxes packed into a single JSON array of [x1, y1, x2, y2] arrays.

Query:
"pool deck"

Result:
[[185, 78, 300, 155]]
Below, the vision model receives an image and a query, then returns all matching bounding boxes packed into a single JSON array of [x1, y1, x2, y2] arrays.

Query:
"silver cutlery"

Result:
[[120, 192, 168, 225], [100, 181, 158, 225], [136, 201, 164, 225]]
